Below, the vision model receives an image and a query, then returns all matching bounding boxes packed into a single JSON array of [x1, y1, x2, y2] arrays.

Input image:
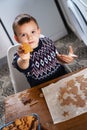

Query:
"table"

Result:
[[5, 67, 87, 130]]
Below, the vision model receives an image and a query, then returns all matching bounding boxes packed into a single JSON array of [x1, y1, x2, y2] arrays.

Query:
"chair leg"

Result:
[[63, 64, 72, 73]]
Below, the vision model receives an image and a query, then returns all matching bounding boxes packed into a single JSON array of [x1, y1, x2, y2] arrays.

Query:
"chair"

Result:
[[7, 35, 46, 93], [63, 64, 72, 73], [7, 44, 30, 93]]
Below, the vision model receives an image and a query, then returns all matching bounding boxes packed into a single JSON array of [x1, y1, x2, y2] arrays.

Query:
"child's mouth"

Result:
[[29, 41, 34, 44]]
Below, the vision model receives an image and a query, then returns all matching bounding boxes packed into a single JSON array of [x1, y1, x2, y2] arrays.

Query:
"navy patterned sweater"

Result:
[[12, 37, 67, 87]]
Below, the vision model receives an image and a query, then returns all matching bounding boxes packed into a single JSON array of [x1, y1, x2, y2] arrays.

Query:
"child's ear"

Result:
[[14, 35, 19, 43]]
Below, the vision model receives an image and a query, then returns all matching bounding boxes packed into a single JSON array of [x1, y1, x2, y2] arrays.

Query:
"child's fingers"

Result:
[[69, 46, 73, 54], [69, 53, 78, 58], [57, 54, 74, 63], [18, 49, 24, 54], [17, 45, 24, 53], [68, 46, 78, 58], [60, 55, 73, 61]]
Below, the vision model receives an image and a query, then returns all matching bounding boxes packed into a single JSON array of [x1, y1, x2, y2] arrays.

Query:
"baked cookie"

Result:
[[20, 43, 33, 54]]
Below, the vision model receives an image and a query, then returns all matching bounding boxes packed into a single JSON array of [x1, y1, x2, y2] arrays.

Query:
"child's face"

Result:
[[14, 21, 41, 49]]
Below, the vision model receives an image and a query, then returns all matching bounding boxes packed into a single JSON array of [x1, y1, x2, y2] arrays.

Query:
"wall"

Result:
[[0, 0, 67, 62], [0, 0, 67, 42]]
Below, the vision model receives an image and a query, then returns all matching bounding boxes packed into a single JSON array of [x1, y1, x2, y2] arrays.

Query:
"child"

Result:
[[12, 14, 77, 87]]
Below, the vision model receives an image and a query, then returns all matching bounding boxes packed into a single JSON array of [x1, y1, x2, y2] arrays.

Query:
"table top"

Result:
[[5, 67, 87, 130]]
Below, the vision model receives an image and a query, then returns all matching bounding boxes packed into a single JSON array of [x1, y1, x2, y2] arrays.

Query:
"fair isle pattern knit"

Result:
[[13, 37, 67, 87], [28, 37, 60, 80]]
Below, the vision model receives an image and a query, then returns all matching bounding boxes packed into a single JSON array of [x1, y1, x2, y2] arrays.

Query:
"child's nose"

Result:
[[27, 35, 33, 41]]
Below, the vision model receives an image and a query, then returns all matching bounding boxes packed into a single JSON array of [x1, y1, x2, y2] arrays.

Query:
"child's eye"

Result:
[[22, 34, 26, 37], [32, 31, 35, 34]]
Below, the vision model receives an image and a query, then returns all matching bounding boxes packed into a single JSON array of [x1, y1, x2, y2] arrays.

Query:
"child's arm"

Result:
[[17, 53, 30, 69], [57, 46, 77, 64]]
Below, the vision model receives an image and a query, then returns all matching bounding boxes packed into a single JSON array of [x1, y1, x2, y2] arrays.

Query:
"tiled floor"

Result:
[[0, 31, 87, 126]]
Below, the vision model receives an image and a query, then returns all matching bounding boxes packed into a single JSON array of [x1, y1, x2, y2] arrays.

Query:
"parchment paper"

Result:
[[42, 68, 87, 124]]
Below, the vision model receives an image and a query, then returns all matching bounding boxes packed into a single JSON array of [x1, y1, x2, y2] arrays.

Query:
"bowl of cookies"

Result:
[[0, 113, 41, 130]]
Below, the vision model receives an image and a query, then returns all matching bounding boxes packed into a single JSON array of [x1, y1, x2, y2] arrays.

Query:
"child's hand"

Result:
[[57, 46, 78, 64], [17, 45, 30, 60]]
